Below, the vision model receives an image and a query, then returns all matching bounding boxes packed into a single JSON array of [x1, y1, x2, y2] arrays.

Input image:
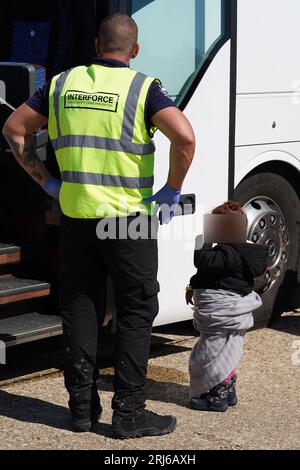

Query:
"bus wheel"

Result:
[[234, 172, 300, 325]]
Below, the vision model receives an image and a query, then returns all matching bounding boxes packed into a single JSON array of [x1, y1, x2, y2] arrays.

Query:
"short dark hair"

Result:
[[98, 13, 138, 57]]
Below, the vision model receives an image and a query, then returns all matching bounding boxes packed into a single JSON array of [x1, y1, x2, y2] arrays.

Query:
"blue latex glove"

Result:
[[43, 176, 62, 199], [143, 184, 181, 225]]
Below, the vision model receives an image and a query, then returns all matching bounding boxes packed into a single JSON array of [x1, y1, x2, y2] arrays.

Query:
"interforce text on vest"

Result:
[[66, 93, 115, 104]]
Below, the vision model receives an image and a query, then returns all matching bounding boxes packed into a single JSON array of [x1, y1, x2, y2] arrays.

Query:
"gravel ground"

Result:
[[0, 312, 300, 450]]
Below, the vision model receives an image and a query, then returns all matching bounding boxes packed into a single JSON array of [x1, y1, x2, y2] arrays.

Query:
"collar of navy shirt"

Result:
[[92, 57, 129, 68]]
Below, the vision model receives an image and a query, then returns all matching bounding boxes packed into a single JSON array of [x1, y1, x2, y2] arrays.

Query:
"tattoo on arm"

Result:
[[23, 135, 41, 169], [5, 137, 25, 162], [31, 171, 43, 181], [5, 135, 43, 183]]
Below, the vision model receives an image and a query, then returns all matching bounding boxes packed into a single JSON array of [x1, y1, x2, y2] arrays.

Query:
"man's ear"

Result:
[[131, 42, 140, 59]]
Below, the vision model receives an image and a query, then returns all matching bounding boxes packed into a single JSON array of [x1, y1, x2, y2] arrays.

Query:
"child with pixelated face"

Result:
[[186, 201, 268, 412]]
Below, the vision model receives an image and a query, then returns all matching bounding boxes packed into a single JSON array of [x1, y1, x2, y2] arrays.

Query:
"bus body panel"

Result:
[[235, 145, 300, 187], [237, 0, 300, 94], [153, 41, 231, 326], [235, 0, 300, 187], [236, 93, 300, 147]]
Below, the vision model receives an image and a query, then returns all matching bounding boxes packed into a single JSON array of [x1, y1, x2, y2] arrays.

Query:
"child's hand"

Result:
[[185, 289, 194, 305]]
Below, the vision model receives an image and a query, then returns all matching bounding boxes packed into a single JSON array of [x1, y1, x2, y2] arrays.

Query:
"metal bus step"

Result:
[[0, 275, 50, 305], [0, 243, 21, 266], [0, 312, 62, 347]]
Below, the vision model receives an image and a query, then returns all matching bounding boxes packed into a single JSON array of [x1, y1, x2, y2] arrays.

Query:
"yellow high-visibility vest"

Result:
[[48, 64, 159, 218]]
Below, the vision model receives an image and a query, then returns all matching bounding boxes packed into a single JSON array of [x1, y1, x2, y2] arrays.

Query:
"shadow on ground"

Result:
[[1, 314, 299, 438], [0, 370, 190, 438], [269, 311, 300, 337], [0, 321, 193, 436]]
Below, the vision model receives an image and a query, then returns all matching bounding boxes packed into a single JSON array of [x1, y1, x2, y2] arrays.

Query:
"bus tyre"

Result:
[[234, 172, 300, 325]]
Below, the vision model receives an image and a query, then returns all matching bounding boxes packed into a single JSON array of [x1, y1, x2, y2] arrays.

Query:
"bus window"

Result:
[[131, 0, 225, 103]]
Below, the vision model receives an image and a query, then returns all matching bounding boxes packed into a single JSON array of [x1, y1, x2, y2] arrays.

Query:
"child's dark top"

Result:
[[190, 243, 269, 295]]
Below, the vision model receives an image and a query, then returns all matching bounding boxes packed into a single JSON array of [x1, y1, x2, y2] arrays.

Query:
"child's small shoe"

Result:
[[191, 395, 228, 412], [191, 383, 229, 413], [227, 375, 238, 407]]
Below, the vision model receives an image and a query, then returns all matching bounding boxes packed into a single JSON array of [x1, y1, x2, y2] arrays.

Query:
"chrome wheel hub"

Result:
[[243, 198, 289, 294]]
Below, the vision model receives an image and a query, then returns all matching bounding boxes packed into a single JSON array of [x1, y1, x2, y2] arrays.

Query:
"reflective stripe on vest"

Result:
[[60, 171, 154, 189], [51, 70, 155, 158]]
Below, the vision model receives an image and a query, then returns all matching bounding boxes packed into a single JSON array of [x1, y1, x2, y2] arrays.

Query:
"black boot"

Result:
[[191, 382, 229, 413], [91, 382, 102, 424], [112, 409, 177, 439], [69, 393, 93, 433], [69, 383, 102, 433], [227, 375, 238, 407]]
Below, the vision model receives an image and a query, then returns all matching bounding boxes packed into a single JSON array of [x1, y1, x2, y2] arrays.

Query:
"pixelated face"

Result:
[[204, 213, 248, 244]]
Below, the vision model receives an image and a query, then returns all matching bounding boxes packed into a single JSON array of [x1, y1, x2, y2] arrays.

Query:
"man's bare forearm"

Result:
[[150, 107, 195, 192], [5, 134, 50, 187], [167, 140, 195, 191]]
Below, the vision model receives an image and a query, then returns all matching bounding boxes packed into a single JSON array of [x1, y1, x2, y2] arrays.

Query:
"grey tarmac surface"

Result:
[[0, 312, 300, 450]]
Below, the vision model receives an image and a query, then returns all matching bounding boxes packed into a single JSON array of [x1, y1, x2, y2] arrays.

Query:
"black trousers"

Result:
[[59, 214, 159, 413]]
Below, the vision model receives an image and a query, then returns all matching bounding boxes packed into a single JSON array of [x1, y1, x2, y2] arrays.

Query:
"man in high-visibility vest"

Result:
[[3, 14, 195, 438]]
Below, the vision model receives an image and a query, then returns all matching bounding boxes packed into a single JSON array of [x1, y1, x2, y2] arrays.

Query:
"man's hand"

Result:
[[143, 184, 181, 225], [43, 176, 62, 199]]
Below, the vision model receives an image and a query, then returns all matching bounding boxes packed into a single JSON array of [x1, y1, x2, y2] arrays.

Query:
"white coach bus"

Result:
[[134, 0, 300, 326], [0, 0, 299, 346]]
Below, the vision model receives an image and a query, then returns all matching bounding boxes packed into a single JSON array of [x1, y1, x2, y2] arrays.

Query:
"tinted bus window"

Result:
[[131, 0, 224, 102]]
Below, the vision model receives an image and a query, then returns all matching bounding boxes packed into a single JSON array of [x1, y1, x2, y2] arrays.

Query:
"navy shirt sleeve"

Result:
[[146, 82, 176, 123], [26, 80, 51, 118]]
